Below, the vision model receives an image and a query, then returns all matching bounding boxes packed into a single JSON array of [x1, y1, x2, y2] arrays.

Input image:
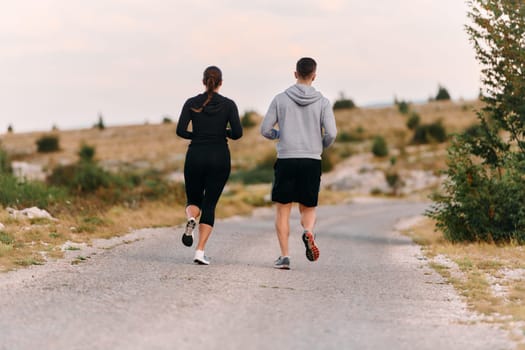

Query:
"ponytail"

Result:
[[191, 66, 222, 113]]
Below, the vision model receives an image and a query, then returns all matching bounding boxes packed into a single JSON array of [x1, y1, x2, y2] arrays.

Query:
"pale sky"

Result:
[[1, 0, 480, 132]]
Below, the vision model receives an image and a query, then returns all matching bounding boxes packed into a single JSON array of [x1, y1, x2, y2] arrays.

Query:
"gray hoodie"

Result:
[[261, 84, 337, 160]]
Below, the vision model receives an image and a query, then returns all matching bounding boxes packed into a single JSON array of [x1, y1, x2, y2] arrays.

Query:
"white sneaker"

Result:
[[193, 250, 210, 265]]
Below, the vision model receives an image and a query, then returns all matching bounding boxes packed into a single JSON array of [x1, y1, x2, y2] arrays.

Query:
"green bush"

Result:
[[36, 135, 60, 153], [241, 111, 257, 128], [162, 116, 173, 124], [0, 231, 14, 245], [371, 136, 388, 157], [322, 148, 335, 173], [7, 125, 13, 133], [336, 129, 365, 143], [49, 162, 113, 194], [230, 152, 276, 184], [0, 174, 67, 209], [333, 93, 356, 110], [411, 121, 447, 144], [428, 139, 525, 243], [0, 146, 11, 174], [406, 112, 421, 130], [78, 144, 96, 162], [395, 100, 410, 114]]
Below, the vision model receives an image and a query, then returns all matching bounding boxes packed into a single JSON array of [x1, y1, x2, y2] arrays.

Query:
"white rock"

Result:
[[11, 161, 47, 182], [7, 207, 57, 220], [0, 223, 5, 230]]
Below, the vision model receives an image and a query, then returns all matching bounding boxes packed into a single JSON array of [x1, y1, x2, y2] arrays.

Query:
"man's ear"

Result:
[[311, 73, 316, 82], [294, 71, 298, 79]]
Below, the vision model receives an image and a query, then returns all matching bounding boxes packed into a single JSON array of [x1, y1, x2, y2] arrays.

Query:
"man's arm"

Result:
[[260, 98, 280, 140], [321, 99, 337, 148]]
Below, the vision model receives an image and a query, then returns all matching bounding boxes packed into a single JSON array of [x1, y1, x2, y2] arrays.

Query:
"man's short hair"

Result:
[[296, 57, 317, 78]]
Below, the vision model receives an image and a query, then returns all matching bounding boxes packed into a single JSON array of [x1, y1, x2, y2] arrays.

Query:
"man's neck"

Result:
[[296, 78, 313, 86]]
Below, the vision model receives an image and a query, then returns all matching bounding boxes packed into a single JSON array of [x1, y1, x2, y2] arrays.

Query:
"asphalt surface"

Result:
[[0, 199, 513, 350]]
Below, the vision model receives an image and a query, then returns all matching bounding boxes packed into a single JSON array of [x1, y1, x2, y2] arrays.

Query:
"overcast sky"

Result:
[[1, 0, 480, 133]]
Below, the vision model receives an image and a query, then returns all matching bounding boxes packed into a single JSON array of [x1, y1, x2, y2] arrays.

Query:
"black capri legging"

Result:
[[183, 143, 231, 226]]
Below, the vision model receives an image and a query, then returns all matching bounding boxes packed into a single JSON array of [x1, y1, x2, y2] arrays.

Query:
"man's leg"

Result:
[[299, 203, 320, 262], [275, 202, 293, 257], [299, 204, 316, 232]]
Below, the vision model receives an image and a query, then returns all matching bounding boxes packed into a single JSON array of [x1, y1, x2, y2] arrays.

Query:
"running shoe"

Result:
[[193, 250, 210, 265], [182, 218, 196, 247], [273, 256, 290, 270], [302, 230, 319, 261]]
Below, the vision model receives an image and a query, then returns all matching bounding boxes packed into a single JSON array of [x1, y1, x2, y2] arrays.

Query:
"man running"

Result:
[[261, 57, 337, 270]]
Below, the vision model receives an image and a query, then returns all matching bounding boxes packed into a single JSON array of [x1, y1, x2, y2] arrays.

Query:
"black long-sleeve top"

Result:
[[176, 92, 243, 145]]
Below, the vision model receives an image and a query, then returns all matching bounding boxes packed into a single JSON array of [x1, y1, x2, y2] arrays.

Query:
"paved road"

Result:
[[0, 199, 513, 350]]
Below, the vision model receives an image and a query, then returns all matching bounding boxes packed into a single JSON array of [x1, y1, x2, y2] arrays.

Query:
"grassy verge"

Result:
[[403, 218, 525, 348]]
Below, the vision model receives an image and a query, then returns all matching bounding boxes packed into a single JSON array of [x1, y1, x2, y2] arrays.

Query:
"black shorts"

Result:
[[271, 158, 321, 207]]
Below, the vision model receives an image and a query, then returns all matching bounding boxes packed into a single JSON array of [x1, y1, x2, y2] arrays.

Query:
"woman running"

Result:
[[176, 66, 243, 265]]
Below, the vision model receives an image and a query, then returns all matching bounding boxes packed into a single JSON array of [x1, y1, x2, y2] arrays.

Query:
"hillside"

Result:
[[1, 99, 480, 176]]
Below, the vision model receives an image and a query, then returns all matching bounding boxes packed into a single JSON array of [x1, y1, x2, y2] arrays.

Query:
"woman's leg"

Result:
[[195, 146, 231, 251], [185, 205, 201, 220]]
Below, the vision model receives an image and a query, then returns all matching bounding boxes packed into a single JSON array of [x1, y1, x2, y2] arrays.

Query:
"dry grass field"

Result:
[[1, 99, 480, 172]]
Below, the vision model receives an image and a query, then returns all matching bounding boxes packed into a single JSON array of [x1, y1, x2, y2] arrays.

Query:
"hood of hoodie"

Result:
[[285, 84, 323, 106]]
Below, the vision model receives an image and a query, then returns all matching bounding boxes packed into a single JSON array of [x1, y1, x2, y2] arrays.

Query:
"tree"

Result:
[[428, 0, 525, 243], [95, 113, 105, 130], [435, 85, 451, 101]]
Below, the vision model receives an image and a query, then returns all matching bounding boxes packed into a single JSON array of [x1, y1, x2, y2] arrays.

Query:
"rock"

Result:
[[7, 207, 57, 221], [0, 223, 5, 230], [11, 161, 47, 182]]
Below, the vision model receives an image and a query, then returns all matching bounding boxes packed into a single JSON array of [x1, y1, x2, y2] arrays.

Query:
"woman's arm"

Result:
[[226, 101, 243, 140], [176, 101, 193, 139]]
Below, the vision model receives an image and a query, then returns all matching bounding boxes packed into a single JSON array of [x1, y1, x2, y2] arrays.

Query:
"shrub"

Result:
[[0, 146, 11, 174], [7, 124, 13, 133], [0, 173, 67, 209], [162, 116, 173, 124], [78, 144, 96, 163], [241, 111, 257, 128], [230, 152, 275, 184], [428, 139, 525, 243], [336, 129, 365, 143], [322, 147, 336, 173], [435, 85, 451, 101], [333, 93, 356, 110], [406, 112, 421, 130], [371, 136, 388, 157], [0, 231, 14, 245], [72, 162, 113, 193], [36, 135, 60, 153], [411, 121, 447, 144], [395, 99, 410, 114]]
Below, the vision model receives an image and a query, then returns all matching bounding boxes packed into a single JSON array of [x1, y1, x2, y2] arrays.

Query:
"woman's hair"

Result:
[[191, 66, 222, 112], [296, 57, 317, 79]]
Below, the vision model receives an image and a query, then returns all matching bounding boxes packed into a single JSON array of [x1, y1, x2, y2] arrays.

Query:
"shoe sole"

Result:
[[182, 220, 196, 247], [273, 265, 290, 270], [193, 258, 209, 265], [302, 231, 319, 262]]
